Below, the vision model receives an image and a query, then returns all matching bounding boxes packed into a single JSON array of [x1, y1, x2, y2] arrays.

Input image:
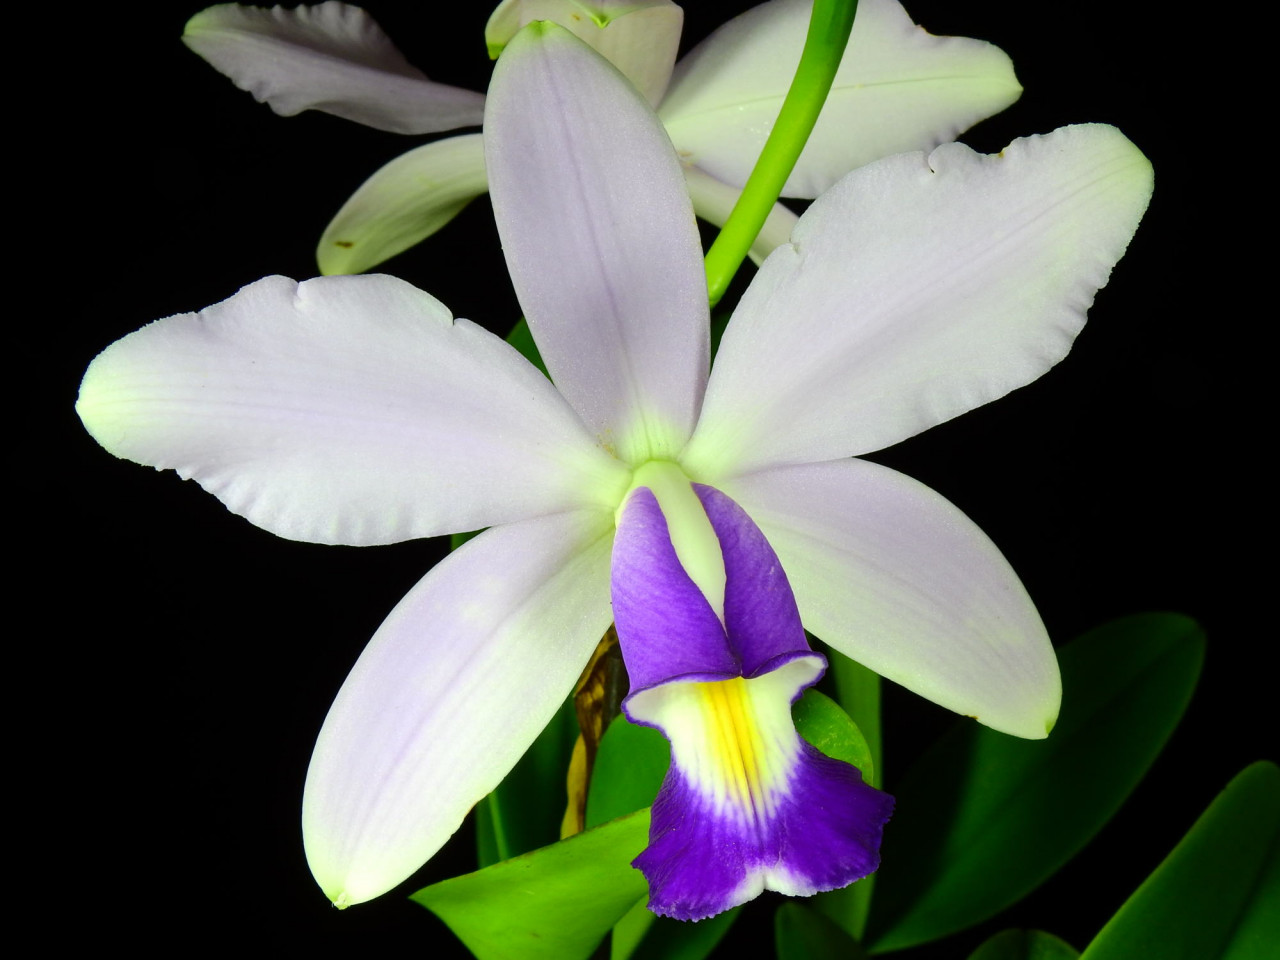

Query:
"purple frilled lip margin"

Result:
[[613, 482, 893, 921]]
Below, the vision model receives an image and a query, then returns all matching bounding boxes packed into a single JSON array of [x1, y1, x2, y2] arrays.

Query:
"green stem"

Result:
[[703, 0, 859, 307]]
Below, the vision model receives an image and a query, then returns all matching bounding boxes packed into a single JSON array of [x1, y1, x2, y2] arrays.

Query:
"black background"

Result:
[[34, 1, 1250, 954]]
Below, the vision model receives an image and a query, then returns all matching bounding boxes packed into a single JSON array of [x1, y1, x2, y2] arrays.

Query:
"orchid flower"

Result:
[[183, 0, 1022, 274], [77, 24, 1152, 918]]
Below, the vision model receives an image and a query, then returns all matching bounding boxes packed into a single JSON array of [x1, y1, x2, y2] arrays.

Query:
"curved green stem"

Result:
[[703, 0, 858, 308]]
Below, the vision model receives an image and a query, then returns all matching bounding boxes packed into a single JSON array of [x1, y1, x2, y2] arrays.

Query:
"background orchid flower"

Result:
[[78, 18, 1150, 917], [183, 0, 1022, 274]]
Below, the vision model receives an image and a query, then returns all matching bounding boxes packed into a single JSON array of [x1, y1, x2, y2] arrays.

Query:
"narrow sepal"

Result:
[[317, 134, 487, 275], [486, 23, 708, 463]]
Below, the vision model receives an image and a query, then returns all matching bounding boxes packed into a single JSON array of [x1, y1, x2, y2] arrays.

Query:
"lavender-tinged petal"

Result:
[[717, 459, 1059, 739], [303, 508, 615, 906], [486, 23, 709, 463], [693, 484, 809, 677], [627, 661, 892, 920], [184, 3, 485, 134], [612, 488, 737, 691], [683, 165, 798, 266], [318, 134, 488, 275], [682, 125, 1154, 477], [77, 275, 629, 546]]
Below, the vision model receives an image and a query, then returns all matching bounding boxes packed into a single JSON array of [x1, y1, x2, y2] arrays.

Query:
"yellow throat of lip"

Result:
[[700, 677, 766, 810], [684, 675, 795, 820], [627, 661, 824, 823]]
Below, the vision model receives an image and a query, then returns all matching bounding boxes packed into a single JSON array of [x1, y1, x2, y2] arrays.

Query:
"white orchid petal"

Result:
[[719, 460, 1059, 739], [660, 0, 1020, 197], [684, 165, 798, 266], [318, 134, 488, 275], [682, 124, 1153, 478], [486, 24, 709, 463], [486, 0, 683, 106], [183, 2, 484, 134], [77, 275, 629, 545], [303, 509, 615, 905]]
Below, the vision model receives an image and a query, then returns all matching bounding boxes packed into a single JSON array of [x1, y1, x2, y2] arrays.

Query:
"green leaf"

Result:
[[586, 716, 669, 830], [1080, 761, 1280, 960], [968, 930, 1080, 960], [823, 646, 882, 787], [414, 810, 651, 960], [867, 613, 1206, 953], [775, 902, 867, 960], [610, 899, 654, 960], [791, 688, 875, 780], [477, 694, 579, 866]]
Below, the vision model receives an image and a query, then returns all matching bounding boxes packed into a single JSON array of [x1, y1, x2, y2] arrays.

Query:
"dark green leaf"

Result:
[[968, 930, 1080, 960], [450, 528, 482, 550], [474, 793, 500, 870], [812, 867, 875, 944], [776, 902, 867, 960], [414, 810, 650, 960], [625, 906, 742, 960], [868, 613, 1205, 952], [1080, 761, 1280, 960], [709, 308, 733, 360]]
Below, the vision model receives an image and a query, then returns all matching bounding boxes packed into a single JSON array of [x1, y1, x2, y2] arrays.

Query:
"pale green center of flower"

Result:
[[623, 460, 725, 622]]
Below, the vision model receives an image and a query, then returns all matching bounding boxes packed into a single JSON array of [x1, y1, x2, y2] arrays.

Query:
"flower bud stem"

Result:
[[703, 0, 858, 308]]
